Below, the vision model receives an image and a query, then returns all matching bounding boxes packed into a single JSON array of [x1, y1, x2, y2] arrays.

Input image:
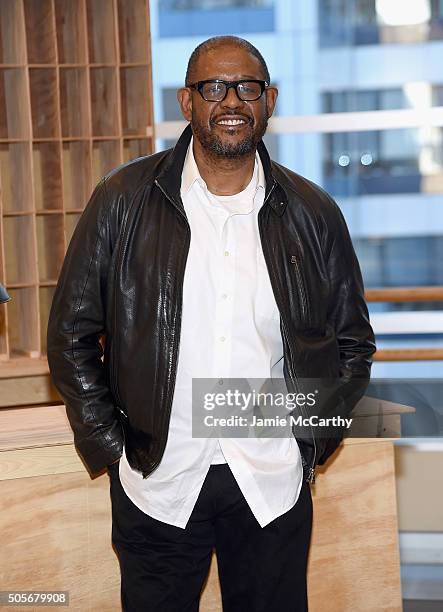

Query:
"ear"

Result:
[[177, 87, 193, 122], [265, 86, 278, 119]]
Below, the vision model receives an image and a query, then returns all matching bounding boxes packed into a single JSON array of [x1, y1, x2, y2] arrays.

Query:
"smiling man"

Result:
[[47, 36, 375, 612]]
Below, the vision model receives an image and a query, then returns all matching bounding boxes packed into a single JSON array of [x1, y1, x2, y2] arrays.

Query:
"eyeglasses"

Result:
[[187, 79, 269, 102]]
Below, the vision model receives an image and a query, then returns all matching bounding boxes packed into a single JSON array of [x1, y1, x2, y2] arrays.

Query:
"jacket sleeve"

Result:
[[317, 198, 377, 465], [47, 179, 124, 476]]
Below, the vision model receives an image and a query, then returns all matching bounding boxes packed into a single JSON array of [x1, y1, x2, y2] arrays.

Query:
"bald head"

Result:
[[185, 35, 270, 86]]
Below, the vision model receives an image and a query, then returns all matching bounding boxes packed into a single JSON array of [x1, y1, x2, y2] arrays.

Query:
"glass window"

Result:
[[159, 0, 271, 8], [319, 0, 443, 46], [158, 0, 274, 37]]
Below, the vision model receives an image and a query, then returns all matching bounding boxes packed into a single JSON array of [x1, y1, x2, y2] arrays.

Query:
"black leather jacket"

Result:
[[47, 125, 376, 482]]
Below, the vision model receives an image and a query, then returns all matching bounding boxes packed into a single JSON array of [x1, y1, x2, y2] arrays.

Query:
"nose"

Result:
[[221, 85, 243, 108]]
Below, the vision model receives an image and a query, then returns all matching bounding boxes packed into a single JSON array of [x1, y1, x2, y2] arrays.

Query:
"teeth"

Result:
[[217, 119, 245, 125]]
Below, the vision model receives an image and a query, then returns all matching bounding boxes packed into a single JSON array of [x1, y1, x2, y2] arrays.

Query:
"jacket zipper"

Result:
[[281, 319, 317, 484], [289, 251, 316, 482], [111, 198, 131, 415], [291, 252, 308, 322], [259, 185, 317, 483], [146, 178, 191, 476]]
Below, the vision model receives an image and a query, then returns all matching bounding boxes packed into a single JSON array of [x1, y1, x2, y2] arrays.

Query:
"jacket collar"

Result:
[[155, 124, 287, 216]]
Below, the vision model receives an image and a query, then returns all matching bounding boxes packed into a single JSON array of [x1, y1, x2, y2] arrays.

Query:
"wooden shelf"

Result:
[[0, 143, 33, 212], [117, 0, 151, 64], [36, 213, 65, 283], [0, 404, 73, 451], [29, 68, 60, 138], [92, 139, 121, 184], [90, 67, 119, 136], [123, 138, 152, 162], [0, 1, 27, 65], [7, 286, 40, 357], [23, 0, 57, 65], [32, 142, 63, 211], [59, 67, 90, 137], [62, 140, 92, 211], [54, 0, 87, 65], [3, 215, 37, 285], [0, 68, 30, 139], [39, 286, 56, 354], [120, 66, 152, 136], [64, 211, 82, 246], [0, 0, 154, 366], [86, 0, 117, 64]]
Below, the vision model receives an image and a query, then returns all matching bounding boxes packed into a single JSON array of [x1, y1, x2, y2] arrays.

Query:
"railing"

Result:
[[365, 286, 443, 361]]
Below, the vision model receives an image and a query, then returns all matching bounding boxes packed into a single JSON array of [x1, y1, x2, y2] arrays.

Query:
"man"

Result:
[[47, 36, 375, 611]]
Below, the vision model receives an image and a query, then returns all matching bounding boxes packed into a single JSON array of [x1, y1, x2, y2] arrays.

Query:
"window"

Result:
[[158, 0, 274, 37], [319, 0, 443, 46], [322, 87, 443, 195]]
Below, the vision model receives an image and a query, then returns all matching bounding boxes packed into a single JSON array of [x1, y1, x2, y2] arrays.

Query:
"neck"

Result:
[[192, 138, 256, 196]]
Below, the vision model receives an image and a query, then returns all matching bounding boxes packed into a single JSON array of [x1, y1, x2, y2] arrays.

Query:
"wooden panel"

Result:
[[0, 143, 33, 213], [62, 141, 92, 211], [3, 215, 37, 284], [32, 142, 63, 211], [92, 140, 121, 184], [116, 0, 150, 64], [0, 405, 72, 452], [0, 356, 49, 378], [123, 138, 152, 162], [395, 445, 443, 532], [64, 211, 82, 246], [54, 0, 87, 64], [0, 470, 120, 610], [39, 285, 57, 354], [0, 69, 30, 139], [29, 68, 60, 138], [307, 441, 402, 611], [23, 0, 57, 64], [86, 0, 117, 64], [0, 0, 27, 65], [6, 286, 40, 357], [36, 213, 65, 282], [375, 348, 443, 361], [366, 286, 443, 302], [59, 68, 89, 137], [120, 66, 152, 136], [0, 374, 59, 408], [90, 68, 119, 136]]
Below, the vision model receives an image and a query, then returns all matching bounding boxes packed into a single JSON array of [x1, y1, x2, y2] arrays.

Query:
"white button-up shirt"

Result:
[[119, 138, 303, 528]]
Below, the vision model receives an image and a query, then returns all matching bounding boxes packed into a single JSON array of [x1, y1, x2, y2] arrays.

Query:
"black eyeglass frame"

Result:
[[187, 79, 269, 102]]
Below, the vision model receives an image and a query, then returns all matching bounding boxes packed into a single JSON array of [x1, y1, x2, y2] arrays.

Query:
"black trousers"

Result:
[[109, 462, 312, 612]]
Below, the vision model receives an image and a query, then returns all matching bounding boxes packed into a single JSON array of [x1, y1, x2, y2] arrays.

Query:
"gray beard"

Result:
[[192, 119, 268, 160]]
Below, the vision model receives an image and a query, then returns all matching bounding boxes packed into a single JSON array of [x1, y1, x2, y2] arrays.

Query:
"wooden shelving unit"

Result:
[[0, 0, 154, 367]]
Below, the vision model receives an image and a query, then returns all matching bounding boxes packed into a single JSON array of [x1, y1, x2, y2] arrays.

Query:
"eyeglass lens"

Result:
[[201, 81, 263, 101]]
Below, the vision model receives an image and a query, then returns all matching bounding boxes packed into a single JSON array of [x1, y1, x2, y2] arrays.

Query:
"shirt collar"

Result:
[[181, 136, 265, 197]]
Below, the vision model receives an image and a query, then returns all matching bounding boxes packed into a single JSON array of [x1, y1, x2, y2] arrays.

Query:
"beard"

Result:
[[191, 114, 268, 159]]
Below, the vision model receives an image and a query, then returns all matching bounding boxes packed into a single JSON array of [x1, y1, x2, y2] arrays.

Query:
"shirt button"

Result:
[[219, 336, 226, 342], [224, 250, 230, 257], [221, 293, 228, 300]]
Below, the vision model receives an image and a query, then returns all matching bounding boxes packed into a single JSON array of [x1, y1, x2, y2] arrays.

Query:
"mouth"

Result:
[[213, 115, 251, 128]]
